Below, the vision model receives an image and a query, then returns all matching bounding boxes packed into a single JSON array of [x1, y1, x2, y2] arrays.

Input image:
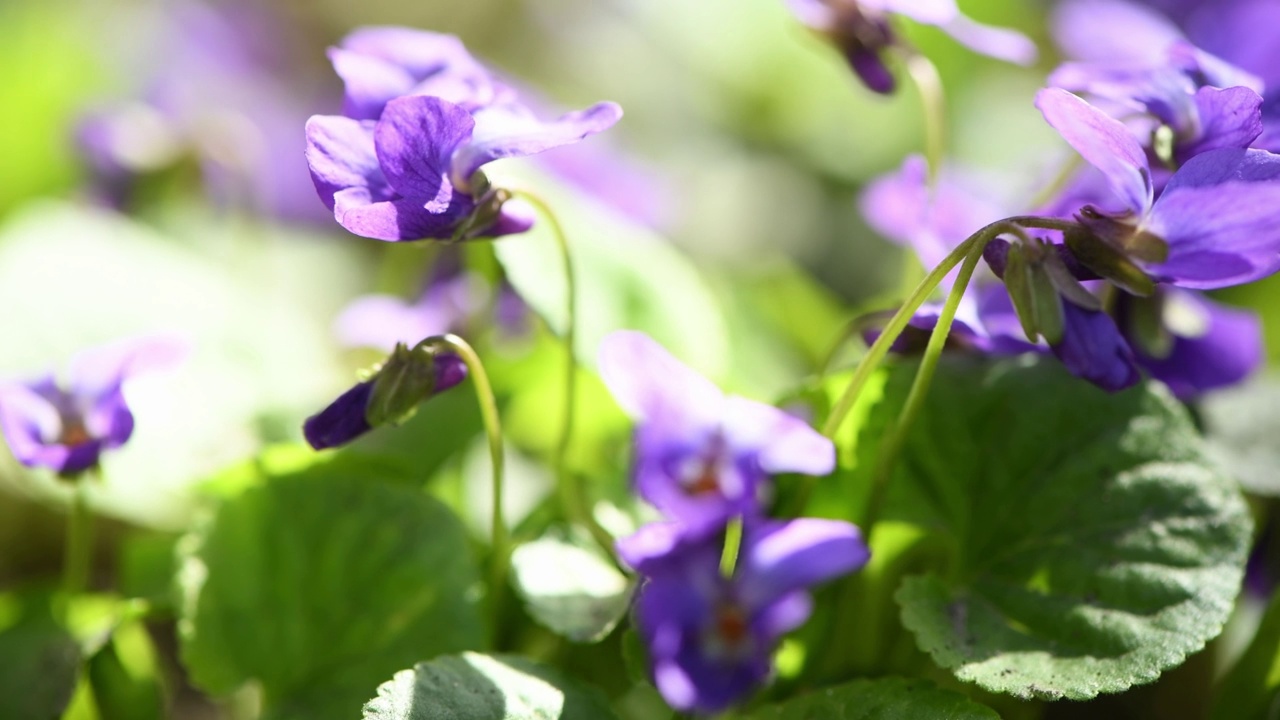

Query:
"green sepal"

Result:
[[1042, 251, 1102, 312], [366, 343, 442, 429], [1001, 243, 1040, 342], [1124, 293, 1175, 360], [1064, 225, 1157, 297], [1029, 260, 1066, 346]]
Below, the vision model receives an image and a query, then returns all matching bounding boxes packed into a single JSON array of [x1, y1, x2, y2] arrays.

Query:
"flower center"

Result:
[[677, 435, 744, 498], [58, 417, 92, 447], [716, 604, 749, 646]]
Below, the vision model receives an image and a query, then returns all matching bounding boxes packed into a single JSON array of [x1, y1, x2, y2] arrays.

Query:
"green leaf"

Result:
[[0, 596, 82, 719], [1209, 590, 1280, 720], [745, 676, 999, 719], [1200, 375, 1280, 496], [860, 357, 1250, 700], [510, 534, 632, 643], [177, 468, 485, 720], [362, 652, 618, 720], [87, 620, 164, 720]]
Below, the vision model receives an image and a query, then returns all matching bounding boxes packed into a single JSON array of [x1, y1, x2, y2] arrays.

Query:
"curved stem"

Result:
[[860, 238, 985, 532], [905, 53, 946, 187], [798, 216, 1072, 516], [511, 190, 614, 554], [62, 474, 93, 597], [425, 334, 508, 628]]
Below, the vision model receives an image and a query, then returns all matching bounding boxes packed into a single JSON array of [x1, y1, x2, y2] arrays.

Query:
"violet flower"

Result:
[[617, 519, 868, 714], [787, 0, 1036, 93], [304, 345, 467, 450], [598, 331, 835, 535], [1036, 87, 1280, 290], [1116, 287, 1262, 399], [0, 338, 184, 476], [305, 93, 621, 242]]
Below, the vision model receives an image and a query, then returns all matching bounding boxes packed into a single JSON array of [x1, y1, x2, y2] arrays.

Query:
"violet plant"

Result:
[[6, 1, 1280, 719]]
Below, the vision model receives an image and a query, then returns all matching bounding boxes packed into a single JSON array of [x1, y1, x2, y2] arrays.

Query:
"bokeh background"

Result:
[[2, 0, 1277, 716]]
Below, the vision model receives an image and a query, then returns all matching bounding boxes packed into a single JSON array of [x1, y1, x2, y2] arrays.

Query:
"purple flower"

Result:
[[787, 0, 1036, 93], [328, 27, 507, 121], [1117, 288, 1262, 398], [1036, 87, 1280, 290], [617, 519, 869, 714], [305, 94, 621, 242], [0, 338, 185, 475], [304, 348, 466, 450], [598, 331, 835, 535]]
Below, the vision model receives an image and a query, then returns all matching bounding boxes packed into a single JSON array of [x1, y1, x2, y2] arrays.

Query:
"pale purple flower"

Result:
[[1037, 87, 1280, 289], [598, 331, 834, 535], [0, 338, 185, 475], [617, 518, 868, 714], [788, 0, 1036, 93]]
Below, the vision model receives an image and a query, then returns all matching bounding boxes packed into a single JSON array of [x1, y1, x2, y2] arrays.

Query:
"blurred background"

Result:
[[3, 0, 1278, 716]]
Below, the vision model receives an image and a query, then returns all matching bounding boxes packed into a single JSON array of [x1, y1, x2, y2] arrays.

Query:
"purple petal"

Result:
[[1052, 301, 1140, 392], [597, 331, 724, 429], [631, 427, 766, 536], [785, 0, 836, 29], [1187, 1, 1280, 87], [1035, 88, 1153, 215], [305, 115, 389, 211], [331, 187, 473, 241], [374, 96, 475, 201], [1178, 86, 1264, 161], [329, 48, 417, 121], [875, 0, 959, 25], [339, 27, 474, 82], [1133, 291, 1262, 398], [1146, 149, 1280, 288], [615, 522, 689, 574], [303, 380, 374, 450], [433, 353, 468, 393], [334, 295, 453, 352], [754, 591, 814, 641], [720, 397, 834, 477], [1051, 0, 1183, 64], [450, 102, 623, 189], [938, 15, 1038, 65], [848, 50, 897, 95], [737, 519, 869, 608], [67, 335, 187, 398]]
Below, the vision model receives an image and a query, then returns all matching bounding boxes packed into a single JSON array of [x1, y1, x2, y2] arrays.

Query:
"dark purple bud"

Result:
[[303, 380, 375, 450]]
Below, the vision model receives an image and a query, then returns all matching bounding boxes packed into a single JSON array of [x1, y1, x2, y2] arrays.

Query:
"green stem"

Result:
[[63, 475, 93, 597], [795, 216, 1073, 516], [427, 334, 508, 628], [861, 238, 984, 532], [904, 53, 946, 187], [511, 190, 613, 554]]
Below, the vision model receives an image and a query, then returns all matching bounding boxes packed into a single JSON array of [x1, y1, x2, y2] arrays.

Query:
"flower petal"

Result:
[[1051, 0, 1182, 64], [1179, 86, 1264, 161], [1133, 290, 1261, 399], [305, 115, 389, 211], [374, 96, 475, 201], [738, 519, 869, 607], [1035, 88, 1153, 215], [597, 331, 724, 427], [334, 295, 452, 352], [720, 397, 834, 477], [303, 380, 374, 450], [939, 14, 1038, 65], [331, 187, 473, 241], [450, 102, 623, 188], [1146, 148, 1280, 288], [1052, 300, 1140, 392], [329, 48, 416, 121]]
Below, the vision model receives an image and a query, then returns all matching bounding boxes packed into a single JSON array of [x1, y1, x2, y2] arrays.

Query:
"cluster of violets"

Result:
[[852, 0, 1280, 396], [601, 331, 868, 714], [6, 0, 1280, 716]]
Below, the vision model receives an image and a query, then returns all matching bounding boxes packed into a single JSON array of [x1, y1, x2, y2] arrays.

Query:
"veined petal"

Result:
[[598, 331, 724, 427], [305, 115, 388, 211], [1146, 148, 1280, 288], [374, 96, 474, 200], [331, 187, 473, 241], [450, 101, 623, 188], [720, 396, 834, 477], [1036, 88, 1153, 215], [1178, 86, 1264, 161], [738, 519, 869, 608]]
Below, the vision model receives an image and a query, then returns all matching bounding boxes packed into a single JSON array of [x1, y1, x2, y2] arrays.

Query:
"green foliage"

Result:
[[1210, 592, 1280, 720], [362, 652, 618, 720], [509, 533, 632, 643], [86, 619, 164, 720], [177, 464, 485, 720], [746, 677, 999, 719], [848, 357, 1251, 700], [0, 595, 82, 719]]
